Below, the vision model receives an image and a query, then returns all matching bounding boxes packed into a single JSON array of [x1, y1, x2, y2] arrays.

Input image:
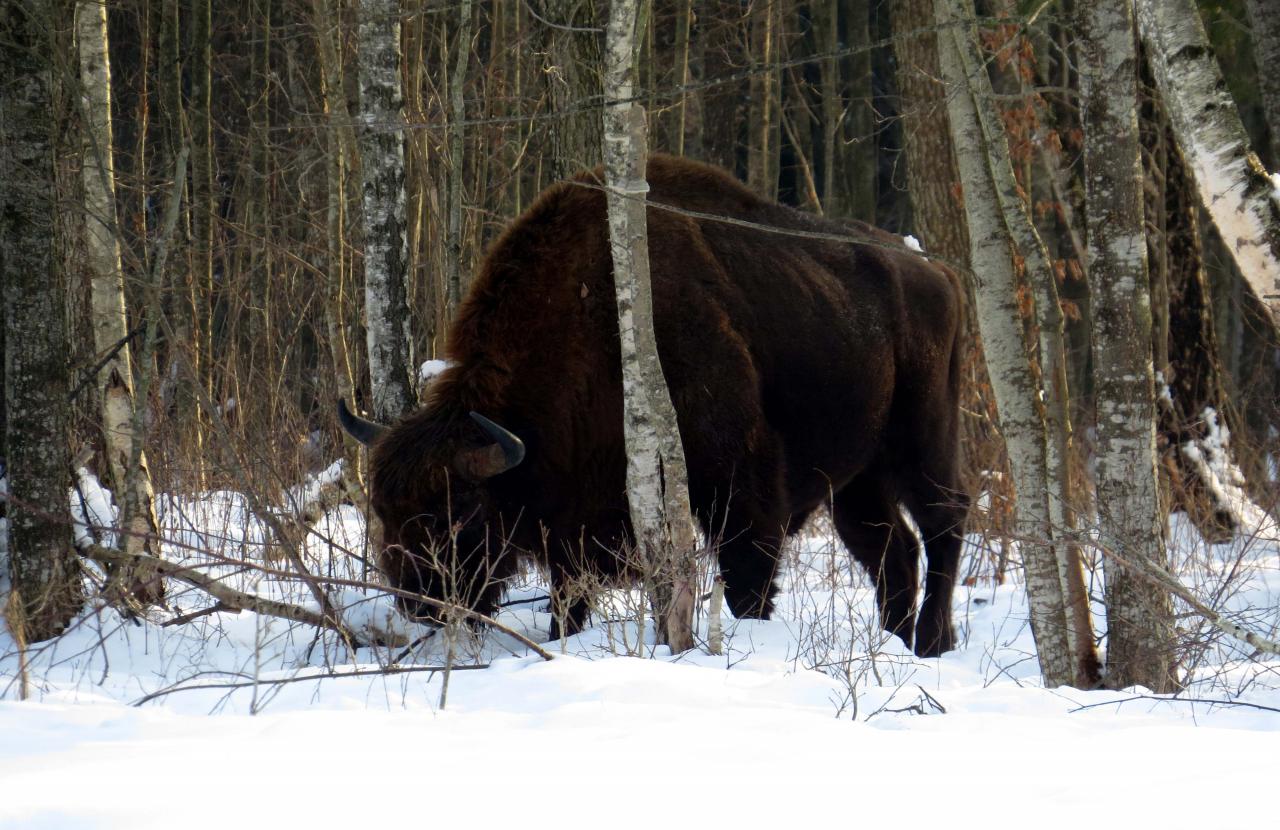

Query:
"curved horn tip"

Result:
[[337, 398, 389, 446], [469, 411, 526, 471]]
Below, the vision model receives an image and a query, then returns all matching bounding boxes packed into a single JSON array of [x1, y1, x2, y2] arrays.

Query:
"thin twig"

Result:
[[131, 663, 492, 707], [1069, 694, 1280, 715]]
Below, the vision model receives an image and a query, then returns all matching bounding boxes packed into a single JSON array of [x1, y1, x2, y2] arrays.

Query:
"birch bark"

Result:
[[76, 1, 164, 598], [1, 3, 84, 641], [1136, 0, 1280, 329], [937, 0, 1097, 687], [357, 0, 415, 421], [603, 0, 697, 653], [1080, 0, 1178, 692]]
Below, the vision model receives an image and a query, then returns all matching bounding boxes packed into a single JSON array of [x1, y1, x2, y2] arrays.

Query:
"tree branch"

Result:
[[1095, 543, 1280, 657]]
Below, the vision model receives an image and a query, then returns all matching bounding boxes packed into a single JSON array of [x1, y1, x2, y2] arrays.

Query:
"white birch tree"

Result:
[[358, 0, 415, 421], [602, 0, 697, 653], [76, 0, 163, 604], [936, 0, 1097, 687], [1136, 0, 1280, 329], [1080, 0, 1178, 692]]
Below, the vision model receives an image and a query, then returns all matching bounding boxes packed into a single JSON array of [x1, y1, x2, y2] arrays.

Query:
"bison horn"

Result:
[[337, 398, 388, 446], [458, 411, 526, 478]]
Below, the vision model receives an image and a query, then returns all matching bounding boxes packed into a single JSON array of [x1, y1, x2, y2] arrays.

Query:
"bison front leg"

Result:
[[717, 535, 781, 620], [545, 565, 593, 641]]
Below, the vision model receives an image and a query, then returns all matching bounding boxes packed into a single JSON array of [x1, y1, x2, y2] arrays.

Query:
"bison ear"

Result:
[[454, 412, 525, 479], [337, 399, 388, 446]]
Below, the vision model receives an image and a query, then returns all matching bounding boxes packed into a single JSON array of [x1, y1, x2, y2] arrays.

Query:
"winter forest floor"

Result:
[[1, 485, 1278, 829]]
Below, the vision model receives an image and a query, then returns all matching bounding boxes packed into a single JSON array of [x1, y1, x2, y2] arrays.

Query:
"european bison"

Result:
[[339, 155, 968, 656]]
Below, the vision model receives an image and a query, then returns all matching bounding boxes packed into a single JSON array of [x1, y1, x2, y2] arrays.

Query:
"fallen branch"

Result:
[[83, 544, 375, 646], [79, 542, 556, 661], [162, 602, 230, 627]]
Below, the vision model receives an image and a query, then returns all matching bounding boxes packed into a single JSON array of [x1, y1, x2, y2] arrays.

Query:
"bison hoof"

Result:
[[913, 623, 956, 658], [545, 617, 583, 642]]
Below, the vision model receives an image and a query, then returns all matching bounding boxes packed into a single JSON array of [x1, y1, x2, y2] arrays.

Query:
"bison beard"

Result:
[[340, 155, 969, 657]]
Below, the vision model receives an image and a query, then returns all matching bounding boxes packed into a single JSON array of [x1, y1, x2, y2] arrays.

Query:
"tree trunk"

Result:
[[1139, 48, 1238, 542], [1080, 0, 1178, 693], [76, 0, 164, 605], [357, 0, 415, 421], [889, 0, 970, 266], [1136, 0, 1280, 331], [747, 0, 781, 200], [1243, 0, 1280, 163], [602, 0, 697, 653], [937, 0, 1098, 688], [445, 0, 474, 319], [840, 0, 876, 221], [190, 0, 213, 463], [669, 0, 704, 159], [1, 2, 85, 641], [538, 0, 604, 180]]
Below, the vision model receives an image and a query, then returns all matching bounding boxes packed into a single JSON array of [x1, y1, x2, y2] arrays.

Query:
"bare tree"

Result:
[[602, 0, 697, 652], [1080, 0, 1177, 692], [747, 0, 782, 200], [936, 0, 1097, 688], [358, 0, 415, 419], [445, 0, 474, 318], [1, 2, 84, 642], [76, 0, 164, 606]]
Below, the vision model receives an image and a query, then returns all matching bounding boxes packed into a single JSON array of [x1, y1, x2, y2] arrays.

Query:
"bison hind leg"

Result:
[[831, 478, 920, 651], [901, 482, 967, 658]]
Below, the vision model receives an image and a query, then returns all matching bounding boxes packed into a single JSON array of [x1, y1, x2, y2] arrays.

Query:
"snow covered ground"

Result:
[[1, 490, 1278, 829]]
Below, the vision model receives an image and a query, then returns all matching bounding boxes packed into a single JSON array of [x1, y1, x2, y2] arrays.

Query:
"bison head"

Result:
[[337, 399, 525, 626]]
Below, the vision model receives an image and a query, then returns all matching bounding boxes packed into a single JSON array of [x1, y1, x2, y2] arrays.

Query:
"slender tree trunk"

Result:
[[1136, 0, 1280, 331], [76, 0, 164, 605], [603, 0, 697, 653], [1, 2, 84, 641], [538, 0, 604, 180], [840, 0, 875, 221], [937, 0, 1098, 688], [445, 0, 473, 317], [357, 0, 415, 421], [747, 0, 781, 200], [669, 0, 704, 159], [1080, 0, 1178, 692], [190, 0, 213, 456]]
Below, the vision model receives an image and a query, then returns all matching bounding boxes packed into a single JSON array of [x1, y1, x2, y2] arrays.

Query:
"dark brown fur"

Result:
[[364, 155, 968, 656]]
